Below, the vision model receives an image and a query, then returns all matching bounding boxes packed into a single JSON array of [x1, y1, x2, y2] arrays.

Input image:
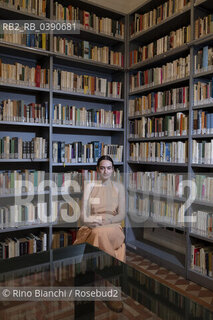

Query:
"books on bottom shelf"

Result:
[[191, 244, 213, 277], [0, 231, 47, 259], [52, 229, 77, 249], [0, 136, 48, 160], [52, 141, 123, 164], [0, 202, 48, 229], [129, 141, 188, 163], [192, 139, 213, 164]]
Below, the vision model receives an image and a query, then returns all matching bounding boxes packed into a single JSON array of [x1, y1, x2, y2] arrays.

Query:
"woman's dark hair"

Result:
[[97, 155, 114, 168]]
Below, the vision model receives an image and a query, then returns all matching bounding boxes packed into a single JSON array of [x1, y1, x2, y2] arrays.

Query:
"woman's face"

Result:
[[97, 160, 114, 181]]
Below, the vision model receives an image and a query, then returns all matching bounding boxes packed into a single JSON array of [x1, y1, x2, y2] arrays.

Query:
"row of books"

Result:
[[129, 141, 188, 163], [130, 55, 190, 92], [0, 231, 47, 259], [53, 37, 124, 67], [130, 0, 190, 36], [193, 110, 213, 135], [53, 70, 122, 99], [128, 192, 184, 226], [128, 193, 149, 218], [192, 140, 213, 164], [52, 141, 123, 164], [129, 87, 189, 116], [191, 211, 213, 235], [0, 169, 123, 196], [129, 113, 188, 138], [129, 171, 186, 197], [53, 2, 124, 38], [0, 0, 47, 17], [0, 100, 49, 123], [129, 171, 213, 204], [194, 80, 213, 106], [151, 199, 184, 226], [0, 136, 47, 160], [130, 25, 191, 66], [0, 170, 46, 195], [194, 174, 213, 202], [195, 14, 213, 40], [53, 104, 123, 128], [191, 244, 213, 277], [194, 46, 213, 74], [0, 32, 49, 50], [0, 60, 49, 88], [52, 229, 77, 249], [52, 168, 123, 190], [0, 203, 48, 229]]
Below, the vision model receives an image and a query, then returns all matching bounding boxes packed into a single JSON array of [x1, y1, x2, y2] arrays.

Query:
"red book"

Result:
[[83, 11, 90, 29], [35, 65, 41, 87]]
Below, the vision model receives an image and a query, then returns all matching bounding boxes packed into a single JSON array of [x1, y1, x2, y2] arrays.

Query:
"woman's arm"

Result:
[[80, 181, 102, 228], [103, 182, 125, 225]]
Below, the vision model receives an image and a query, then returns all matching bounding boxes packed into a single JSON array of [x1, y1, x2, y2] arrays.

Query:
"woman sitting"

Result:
[[74, 155, 126, 262]]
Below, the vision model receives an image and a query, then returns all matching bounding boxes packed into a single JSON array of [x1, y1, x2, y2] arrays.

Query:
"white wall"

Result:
[[88, 0, 146, 14]]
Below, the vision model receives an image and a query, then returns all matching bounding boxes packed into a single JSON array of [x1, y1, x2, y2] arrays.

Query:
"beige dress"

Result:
[[74, 180, 126, 262]]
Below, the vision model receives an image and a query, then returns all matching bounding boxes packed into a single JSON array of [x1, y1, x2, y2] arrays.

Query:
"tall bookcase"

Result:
[[0, 0, 127, 260], [126, 0, 213, 291]]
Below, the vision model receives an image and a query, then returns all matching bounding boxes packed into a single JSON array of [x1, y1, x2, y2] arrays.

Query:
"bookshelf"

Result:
[[127, 0, 213, 290], [0, 0, 126, 259]]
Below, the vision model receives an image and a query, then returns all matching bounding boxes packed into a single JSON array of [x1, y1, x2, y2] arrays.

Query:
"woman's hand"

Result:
[[84, 215, 102, 228], [102, 215, 112, 225]]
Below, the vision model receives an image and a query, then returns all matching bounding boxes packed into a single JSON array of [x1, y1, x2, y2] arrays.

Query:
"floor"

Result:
[[1, 250, 213, 319], [126, 249, 213, 312]]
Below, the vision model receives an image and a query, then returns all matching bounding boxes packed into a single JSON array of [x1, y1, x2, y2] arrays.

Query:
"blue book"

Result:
[[206, 113, 210, 134], [211, 113, 213, 134], [91, 141, 100, 162], [58, 142, 61, 163], [165, 143, 170, 162], [202, 46, 208, 69], [83, 41, 89, 59]]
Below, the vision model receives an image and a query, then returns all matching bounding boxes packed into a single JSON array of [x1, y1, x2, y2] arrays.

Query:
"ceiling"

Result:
[[88, 0, 146, 14]]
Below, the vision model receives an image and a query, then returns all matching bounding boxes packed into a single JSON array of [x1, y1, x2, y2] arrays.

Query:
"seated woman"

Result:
[[74, 155, 126, 262]]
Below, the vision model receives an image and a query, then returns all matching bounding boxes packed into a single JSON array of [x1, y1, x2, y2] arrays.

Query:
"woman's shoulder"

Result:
[[111, 180, 125, 193]]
